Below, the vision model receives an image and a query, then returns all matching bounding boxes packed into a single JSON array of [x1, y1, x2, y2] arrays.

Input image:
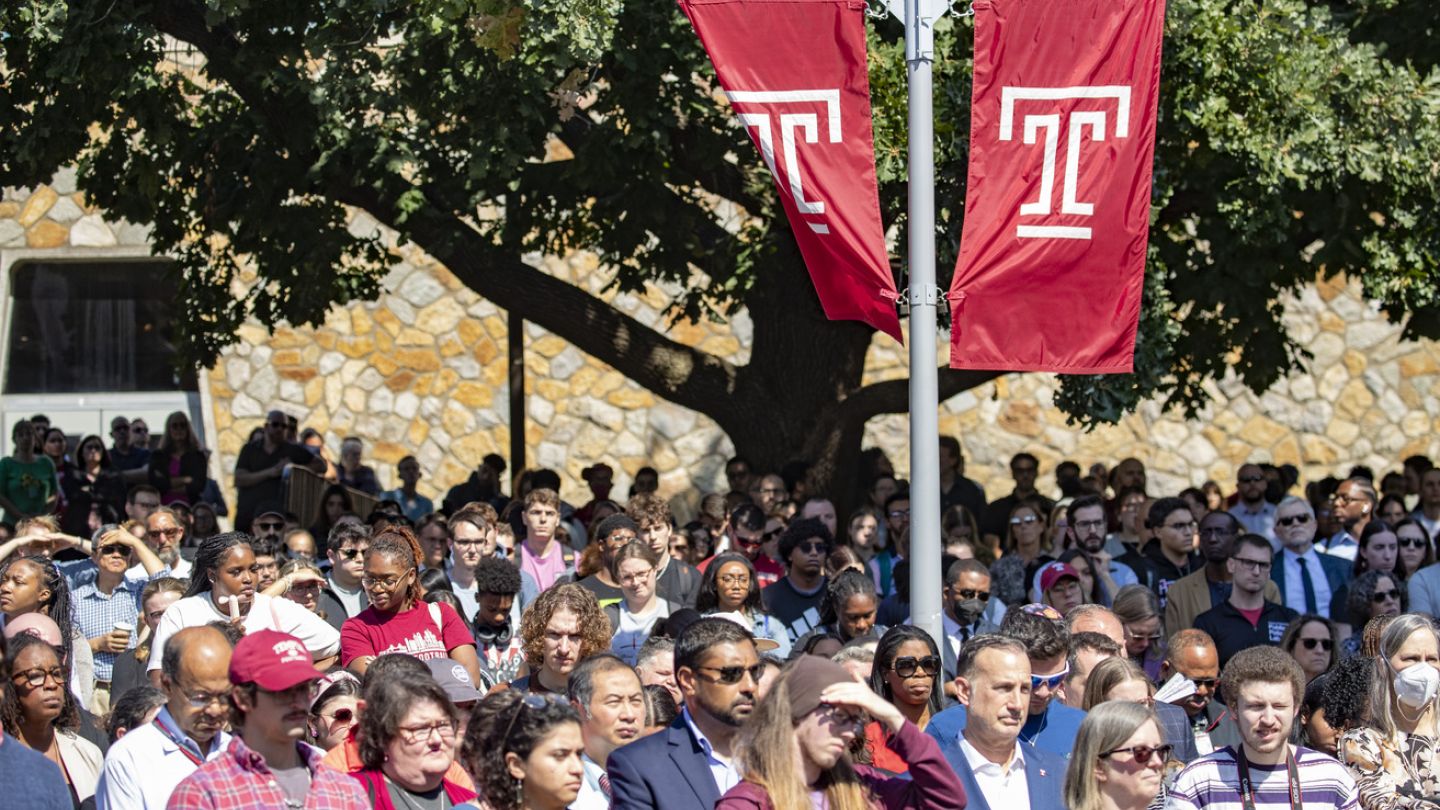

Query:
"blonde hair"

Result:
[[1368, 613, 1440, 740], [1082, 656, 1152, 710], [1064, 702, 1159, 810], [735, 665, 875, 810]]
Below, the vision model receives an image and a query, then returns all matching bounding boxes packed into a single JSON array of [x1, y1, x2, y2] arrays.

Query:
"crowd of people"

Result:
[[8, 406, 1440, 809]]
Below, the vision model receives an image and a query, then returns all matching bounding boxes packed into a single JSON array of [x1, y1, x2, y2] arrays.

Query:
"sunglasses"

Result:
[[98, 544, 129, 557], [892, 655, 941, 679], [1101, 744, 1174, 764], [1189, 677, 1218, 690], [955, 588, 990, 602], [1276, 514, 1312, 527], [319, 708, 355, 725], [1031, 667, 1069, 690], [797, 541, 829, 554], [1238, 475, 1265, 484], [1299, 637, 1333, 651], [695, 664, 764, 685], [1373, 589, 1401, 603], [1399, 537, 1429, 549], [339, 548, 365, 560]]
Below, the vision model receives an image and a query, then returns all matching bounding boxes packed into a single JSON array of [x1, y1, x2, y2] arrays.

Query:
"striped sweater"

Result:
[[1166, 745, 1359, 810]]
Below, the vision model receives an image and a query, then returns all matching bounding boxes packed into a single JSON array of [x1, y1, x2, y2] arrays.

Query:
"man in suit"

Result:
[[1159, 629, 1241, 756], [939, 559, 1006, 683], [608, 617, 758, 809], [934, 635, 1065, 810], [1166, 511, 1283, 632], [1270, 495, 1351, 616]]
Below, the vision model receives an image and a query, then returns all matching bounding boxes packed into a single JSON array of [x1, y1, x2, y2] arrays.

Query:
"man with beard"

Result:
[[1229, 463, 1278, 544], [1066, 494, 1140, 604], [1319, 477, 1375, 562], [1166, 511, 1283, 632], [980, 453, 1054, 547], [167, 630, 367, 810], [1167, 646, 1358, 810], [761, 518, 831, 642], [232, 410, 325, 535], [1160, 629, 1240, 755], [470, 556, 526, 689], [141, 506, 193, 580], [97, 626, 235, 809], [567, 654, 645, 809], [608, 618, 759, 809]]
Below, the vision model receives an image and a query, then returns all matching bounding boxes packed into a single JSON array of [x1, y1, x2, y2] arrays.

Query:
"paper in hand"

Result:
[[1154, 672, 1197, 704]]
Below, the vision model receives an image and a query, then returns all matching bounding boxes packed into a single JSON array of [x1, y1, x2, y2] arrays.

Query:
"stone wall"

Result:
[[5, 173, 1439, 517]]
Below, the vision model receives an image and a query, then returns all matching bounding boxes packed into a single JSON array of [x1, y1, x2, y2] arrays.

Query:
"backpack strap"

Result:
[[428, 601, 444, 636]]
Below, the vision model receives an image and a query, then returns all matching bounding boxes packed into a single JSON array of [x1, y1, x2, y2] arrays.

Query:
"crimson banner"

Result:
[[678, 0, 902, 340], [949, 0, 1165, 372]]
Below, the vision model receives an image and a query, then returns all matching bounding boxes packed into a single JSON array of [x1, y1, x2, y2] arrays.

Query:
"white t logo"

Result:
[[726, 89, 841, 235], [999, 86, 1132, 240]]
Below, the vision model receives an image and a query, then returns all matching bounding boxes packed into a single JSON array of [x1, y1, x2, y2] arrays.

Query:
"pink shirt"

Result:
[[521, 539, 569, 592]]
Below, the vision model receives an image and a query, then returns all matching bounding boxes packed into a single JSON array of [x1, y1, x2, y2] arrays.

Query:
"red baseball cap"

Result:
[[229, 630, 321, 691], [1038, 561, 1081, 594]]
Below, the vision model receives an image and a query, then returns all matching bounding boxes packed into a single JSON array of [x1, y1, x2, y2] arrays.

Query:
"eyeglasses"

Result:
[[694, 664, 764, 685], [1009, 515, 1040, 525], [1164, 521, 1198, 532], [254, 521, 284, 532], [319, 708, 355, 725], [888, 509, 910, 519], [1072, 519, 1106, 531], [797, 541, 828, 554], [1031, 667, 1070, 691], [955, 588, 990, 602], [1299, 637, 1333, 651], [1124, 628, 1163, 642], [763, 528, 784, 542], [892, 655, 941, 678], [98, 544, 129, 557], [453, 539, 486, 549], [1399, 537, 1429, 549], [1276, 514, 1312, 527], [718, 574, 751, 586], [11, 667, 65, 689], [817, 703, 866, 728], [398, 720, 457, 744], [361, 572, 410, 590], [338, 548, 366, 560], [1101, 744, 1173, 764], [180, 688, 229, 708], [1231, 557, 1272, 572], [619, 569, 655, 585], [1372, 589, 1401, 603]]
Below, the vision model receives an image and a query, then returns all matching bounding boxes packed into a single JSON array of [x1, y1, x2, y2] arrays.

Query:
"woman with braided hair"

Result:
[[340, 526, 482, 685]]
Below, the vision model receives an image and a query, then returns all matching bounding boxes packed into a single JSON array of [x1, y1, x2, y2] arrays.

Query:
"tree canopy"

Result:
[[1, 0, 1437, 498]]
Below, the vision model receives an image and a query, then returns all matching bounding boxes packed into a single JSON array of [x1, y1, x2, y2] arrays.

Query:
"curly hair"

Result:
[[778, 517, 833, 562], [461, 691, 582, 810], [1221, 645, 1305, 713], [474, 557, 521, 597], [1321, 652, 1372, 734], [1346, 569, 1407, 627], [0, 556, 76, 666], [817, 569, 877, 629], [518, 584, 611, 671], [356, 675, 459, 771], [0, 635, 79, 738], [695, 553, 762, 615], [625, 493, 671, 529], [364, 526, 426, 608]]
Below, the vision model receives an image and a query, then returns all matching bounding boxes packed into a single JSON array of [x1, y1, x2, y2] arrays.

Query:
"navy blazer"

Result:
[[936, 733, 1065, 810], [1270, 548, 1351, 611], [608, 714, 719, 810], [1155, 701, 1201, 764]]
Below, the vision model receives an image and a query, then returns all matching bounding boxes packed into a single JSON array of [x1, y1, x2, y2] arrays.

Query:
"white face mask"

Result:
[[1392, 662, 1440, 709]]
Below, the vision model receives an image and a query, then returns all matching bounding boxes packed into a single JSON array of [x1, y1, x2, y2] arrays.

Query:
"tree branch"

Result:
[[838, 367, 1003, 427]]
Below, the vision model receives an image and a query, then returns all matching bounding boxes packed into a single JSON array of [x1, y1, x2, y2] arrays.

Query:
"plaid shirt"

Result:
[[71, 568, 167, 681], [167, 735, 370, 810]]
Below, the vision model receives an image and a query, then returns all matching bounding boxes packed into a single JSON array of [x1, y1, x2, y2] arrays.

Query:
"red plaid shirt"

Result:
[[167, 735, 370, 810]]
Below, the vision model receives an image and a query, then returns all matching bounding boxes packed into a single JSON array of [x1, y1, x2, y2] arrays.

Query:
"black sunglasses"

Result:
[[1373, 589, 1401, 603], [339, 548, 365, 560], [956, 588, 991, 602], [1276, 514, 1312, 527], [1101, 743, 1174, 764], [98, 544, 129, 557], [695, 664, 764, 685], [1299, 638, 1333, 651], [892, 655, 941, 678], [1189, 677, 1218, 690], [1399, 537, 1429, 549]]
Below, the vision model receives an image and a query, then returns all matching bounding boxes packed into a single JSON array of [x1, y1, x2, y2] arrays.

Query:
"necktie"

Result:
[[1299, 556, 1318, 614], [600, 773, 612, 798]]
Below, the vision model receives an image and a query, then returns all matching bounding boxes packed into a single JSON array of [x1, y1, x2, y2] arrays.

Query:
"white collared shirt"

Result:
[[1323, 531, 1359, 561], [682, 706, 742, 795], [959, 735, 1030, 810], [95, 707, 231, 810], [1281, 547, 1334, 616], [126, 556, 191, 583], [570, 752, 609, 810]]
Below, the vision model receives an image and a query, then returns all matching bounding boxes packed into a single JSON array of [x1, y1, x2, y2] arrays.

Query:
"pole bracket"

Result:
[[900, 285, 945, 307], [875, 0, 960, 60]]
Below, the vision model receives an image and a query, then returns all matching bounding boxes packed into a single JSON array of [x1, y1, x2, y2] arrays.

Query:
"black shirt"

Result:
[[1193, 598, 1297, 669], [1143, 542, 1201, 608], [233, 440, 316, 531], [763, 576, 827, 641], [981, 491, 1057, 540]]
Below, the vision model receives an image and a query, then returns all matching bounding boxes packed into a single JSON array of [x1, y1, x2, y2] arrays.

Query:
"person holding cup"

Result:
[[69, 527, 168, 715]]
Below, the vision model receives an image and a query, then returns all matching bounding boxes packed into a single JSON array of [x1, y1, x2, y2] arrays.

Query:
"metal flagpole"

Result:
[[881, 0, 952, 651]]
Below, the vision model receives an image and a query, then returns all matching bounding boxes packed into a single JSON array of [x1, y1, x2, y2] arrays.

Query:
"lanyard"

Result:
[[1236, 748, 1302, 810], [152, 714, 206, 767]]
